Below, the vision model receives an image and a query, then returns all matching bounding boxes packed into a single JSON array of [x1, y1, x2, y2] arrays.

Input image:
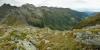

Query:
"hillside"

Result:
[[0, 4, 17, 20], [0, 3, 100, 50], [0, 4, 89, 30], [74, 14, 100, 29], [0, 26, 99, 50]]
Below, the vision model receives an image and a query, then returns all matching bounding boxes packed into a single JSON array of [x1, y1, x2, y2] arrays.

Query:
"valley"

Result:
[[0, 3, 100, 50]]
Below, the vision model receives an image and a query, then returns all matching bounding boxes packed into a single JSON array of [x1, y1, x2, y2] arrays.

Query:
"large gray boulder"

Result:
[[74, 31, 100, 46]]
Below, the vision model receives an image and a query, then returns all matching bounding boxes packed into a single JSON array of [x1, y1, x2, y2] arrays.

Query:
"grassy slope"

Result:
[[74, 14, 100, 29], [0, 26, 99, 50]]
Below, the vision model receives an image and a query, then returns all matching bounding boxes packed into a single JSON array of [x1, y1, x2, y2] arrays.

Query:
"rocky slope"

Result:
[[0, 3, 89, 30], [0, 10, 99, 50], [0, 3, 99, 50], [0, 25, 99, 50]]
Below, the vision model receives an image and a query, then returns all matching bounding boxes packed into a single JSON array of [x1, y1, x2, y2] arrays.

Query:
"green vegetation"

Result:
[[0, 42, 25, 50], [10, 31, 27, 40], [0, 3, 99, 50], [0, 26, 99, 50], [0, 4, 88, 30], [74, 14, 100, 29]]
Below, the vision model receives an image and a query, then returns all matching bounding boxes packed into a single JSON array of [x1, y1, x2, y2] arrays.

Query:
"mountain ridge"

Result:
[[0, 3, 91, 30]]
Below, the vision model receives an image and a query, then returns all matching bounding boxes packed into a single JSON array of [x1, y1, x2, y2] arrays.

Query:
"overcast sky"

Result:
[[0, 0, 100, 12]]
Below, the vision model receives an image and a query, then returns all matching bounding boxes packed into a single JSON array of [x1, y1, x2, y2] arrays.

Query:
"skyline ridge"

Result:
[[0, 3, 100, 12], [0, 0, 100, 12]]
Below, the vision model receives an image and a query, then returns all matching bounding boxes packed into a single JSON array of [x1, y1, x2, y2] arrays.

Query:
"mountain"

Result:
[[0, 4, 17, 20], [0, 4, 89, 30], [0, 4, 99, 50], [0, 9, 28, 26], [74, 14, 100, 29]]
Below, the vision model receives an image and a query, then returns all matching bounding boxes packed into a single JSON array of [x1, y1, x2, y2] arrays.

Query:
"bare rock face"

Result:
[[74, 30, 100, 46]]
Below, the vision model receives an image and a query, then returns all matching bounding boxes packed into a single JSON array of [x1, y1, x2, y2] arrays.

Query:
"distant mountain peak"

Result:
[[1, 3, 11, 7], [1, 3, 17, 8], [21, 3, 35, 8]]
